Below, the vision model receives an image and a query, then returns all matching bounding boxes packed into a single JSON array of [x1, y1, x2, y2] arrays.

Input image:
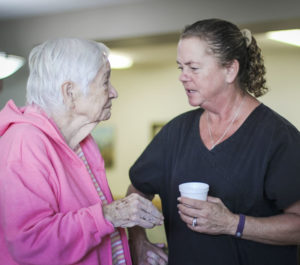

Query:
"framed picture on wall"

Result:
[[151, 122, 166, 139], [91, 125, 115, 168]]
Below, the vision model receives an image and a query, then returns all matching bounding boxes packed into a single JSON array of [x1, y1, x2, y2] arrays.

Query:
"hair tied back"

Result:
[[241, 28, 252, 47]]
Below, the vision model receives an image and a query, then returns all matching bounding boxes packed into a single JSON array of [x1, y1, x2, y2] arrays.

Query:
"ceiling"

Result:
[[0, 0, 298, 68], [0, 0, 147, 19]]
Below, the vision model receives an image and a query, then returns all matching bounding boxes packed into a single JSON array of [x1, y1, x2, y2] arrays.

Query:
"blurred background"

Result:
[[0, 0, 300, 244]]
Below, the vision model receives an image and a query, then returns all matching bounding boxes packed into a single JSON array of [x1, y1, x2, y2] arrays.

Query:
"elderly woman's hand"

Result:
[[177, 196, 238, 235], [103, 193, 164, 228]]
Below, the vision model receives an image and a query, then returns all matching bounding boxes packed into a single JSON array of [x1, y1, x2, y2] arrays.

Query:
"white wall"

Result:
[[259, 48, 300, 124], [103, 62, 192, 195]]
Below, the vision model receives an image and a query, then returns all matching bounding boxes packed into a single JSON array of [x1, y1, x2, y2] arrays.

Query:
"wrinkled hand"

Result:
[[130, 236, 168, 265], [177, 196, 238, 235], [103, 193, 164, 228]]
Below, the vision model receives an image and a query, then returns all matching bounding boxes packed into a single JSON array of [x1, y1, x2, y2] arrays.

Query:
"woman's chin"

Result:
[[188, 100, 201, 107], [100, 112, 111, 121]]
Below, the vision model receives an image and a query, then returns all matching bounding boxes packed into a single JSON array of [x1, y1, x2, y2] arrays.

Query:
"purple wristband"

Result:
[[235, 214, 245, 238]]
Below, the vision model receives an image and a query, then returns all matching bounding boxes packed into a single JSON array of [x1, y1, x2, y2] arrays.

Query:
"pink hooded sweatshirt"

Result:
[[0, 100, 132, 265]]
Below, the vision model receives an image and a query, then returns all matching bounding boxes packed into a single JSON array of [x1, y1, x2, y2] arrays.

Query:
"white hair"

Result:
[[26, 37, 109, 115]]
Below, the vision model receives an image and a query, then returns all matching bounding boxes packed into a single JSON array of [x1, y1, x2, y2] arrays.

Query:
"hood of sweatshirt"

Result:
[[0, 99, 66, 146]]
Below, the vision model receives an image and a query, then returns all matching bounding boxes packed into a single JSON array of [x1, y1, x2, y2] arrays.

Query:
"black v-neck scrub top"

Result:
[[130, 104, 300, 265]]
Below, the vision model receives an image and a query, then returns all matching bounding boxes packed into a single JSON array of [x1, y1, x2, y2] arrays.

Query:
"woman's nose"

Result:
[[179, 70, 189, 82], [109, 85, 118, 99]]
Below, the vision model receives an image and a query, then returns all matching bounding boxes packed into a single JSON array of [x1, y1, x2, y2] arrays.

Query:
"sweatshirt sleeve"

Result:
[[0, 125, 114, 265]]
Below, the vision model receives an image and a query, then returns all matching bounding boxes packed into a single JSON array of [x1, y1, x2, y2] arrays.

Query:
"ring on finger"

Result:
[[192, 217, 197, 227]]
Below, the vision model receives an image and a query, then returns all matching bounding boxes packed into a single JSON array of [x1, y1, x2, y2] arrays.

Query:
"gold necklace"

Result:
[[206, 95, 245, 149]]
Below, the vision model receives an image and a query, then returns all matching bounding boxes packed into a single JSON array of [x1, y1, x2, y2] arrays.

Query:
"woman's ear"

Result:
[[225, 59, 239, 84], [61, 81, 75, 109]]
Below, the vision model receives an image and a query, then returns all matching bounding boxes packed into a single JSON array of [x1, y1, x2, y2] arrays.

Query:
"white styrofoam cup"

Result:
[[179, 182, 209, 201]]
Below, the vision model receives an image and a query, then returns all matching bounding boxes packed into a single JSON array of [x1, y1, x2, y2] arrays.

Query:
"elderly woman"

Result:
[[0, 38, 163, 265], [128, 19, 300, 265]]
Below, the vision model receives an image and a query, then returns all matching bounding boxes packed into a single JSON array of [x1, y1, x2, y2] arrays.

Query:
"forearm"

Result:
[[128, 224, 148, 242], [242, 213, 300, 245], [1, 165, 109, 264], [179, 196, 300, 245], [127, 184, 154, 201], [3, 204, 110, 264]]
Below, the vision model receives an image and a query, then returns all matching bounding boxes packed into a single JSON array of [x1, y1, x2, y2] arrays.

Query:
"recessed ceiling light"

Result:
[[109, 52, 133, 69], [266, 29, 300, 47]]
